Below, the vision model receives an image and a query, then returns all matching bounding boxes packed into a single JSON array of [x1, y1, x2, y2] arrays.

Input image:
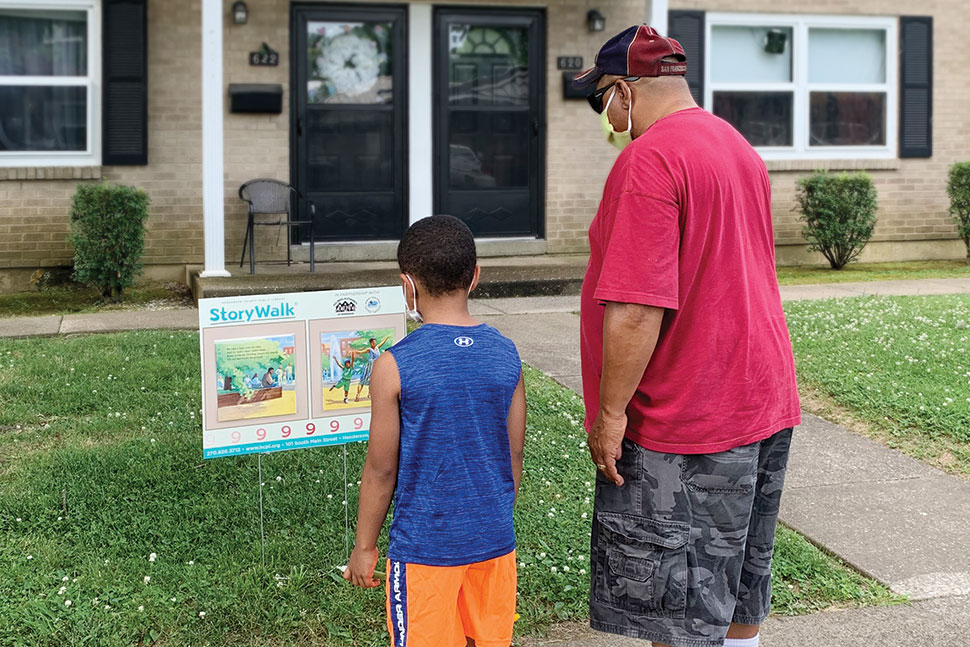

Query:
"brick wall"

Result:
[[1, 0, 965, 278]]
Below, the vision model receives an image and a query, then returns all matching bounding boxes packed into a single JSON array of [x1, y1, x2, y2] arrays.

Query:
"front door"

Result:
[[292, 5, 407, 242], [434, 9, 545, 238]]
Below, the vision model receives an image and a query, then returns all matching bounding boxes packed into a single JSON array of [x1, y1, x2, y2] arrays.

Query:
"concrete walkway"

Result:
[[476, 286, 970, 646]]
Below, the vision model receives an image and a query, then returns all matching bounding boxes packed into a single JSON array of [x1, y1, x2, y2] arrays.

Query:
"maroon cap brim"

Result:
[[571, 66, 604, 89]]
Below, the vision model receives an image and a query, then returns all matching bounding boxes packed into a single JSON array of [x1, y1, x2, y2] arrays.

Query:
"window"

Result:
[[706, 14, 896, 159], [0, 0, 100, 167]]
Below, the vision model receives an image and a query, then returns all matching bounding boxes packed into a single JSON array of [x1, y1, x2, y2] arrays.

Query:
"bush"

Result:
[[946, 161, 970, 265], [69, 182, 150, 301], [795, 171, 878, 270]]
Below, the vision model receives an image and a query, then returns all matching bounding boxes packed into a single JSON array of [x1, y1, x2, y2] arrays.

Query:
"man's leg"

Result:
[[729, 427, 795, 644]]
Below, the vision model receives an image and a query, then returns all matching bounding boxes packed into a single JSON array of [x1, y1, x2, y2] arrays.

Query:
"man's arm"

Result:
[[587, 302, 665, 487], [343, 352, 401, 588], [506, 373, 526, 498]]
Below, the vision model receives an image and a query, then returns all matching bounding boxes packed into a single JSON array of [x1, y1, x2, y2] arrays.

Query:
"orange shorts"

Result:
[[385, 550, 517, 647]]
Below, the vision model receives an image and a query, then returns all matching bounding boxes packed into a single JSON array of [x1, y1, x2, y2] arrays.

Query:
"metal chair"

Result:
[[238, 179, 316, 274]]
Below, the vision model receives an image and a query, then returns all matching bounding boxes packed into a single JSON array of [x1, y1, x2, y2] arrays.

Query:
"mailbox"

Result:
[[229, 83, 283, 114]]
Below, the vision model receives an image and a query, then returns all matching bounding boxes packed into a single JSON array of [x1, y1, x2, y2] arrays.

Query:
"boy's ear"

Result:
[[400, 273, 412, 299], [469, 265, 481, 294]]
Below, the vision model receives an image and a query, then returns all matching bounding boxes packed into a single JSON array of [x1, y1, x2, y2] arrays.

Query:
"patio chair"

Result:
[[238, 179, 316, 274]]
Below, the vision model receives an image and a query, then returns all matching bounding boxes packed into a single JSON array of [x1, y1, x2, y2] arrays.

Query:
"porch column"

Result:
[[649, 0, 669, 35], [408, 4, 434, 224], [200, 0, 230, 277]]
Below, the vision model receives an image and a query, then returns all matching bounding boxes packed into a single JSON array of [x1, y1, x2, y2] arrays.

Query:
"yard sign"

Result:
[[198, 287, 406, 459]]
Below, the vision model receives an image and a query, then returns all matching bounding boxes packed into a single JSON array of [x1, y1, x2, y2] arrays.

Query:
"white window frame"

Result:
[[0, 0, 101, 167], [706, 13, 897, 161]]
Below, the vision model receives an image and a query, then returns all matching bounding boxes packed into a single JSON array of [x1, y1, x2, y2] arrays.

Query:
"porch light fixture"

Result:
[[587, 9, 606, 33], [764, 28, 787, 54], [232, 1, 248, 25]]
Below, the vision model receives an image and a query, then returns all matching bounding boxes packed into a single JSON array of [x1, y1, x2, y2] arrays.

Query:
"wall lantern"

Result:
[[232, 1, 248, 25], [587, 9, 606, 33], [764, 28, 787, 54]]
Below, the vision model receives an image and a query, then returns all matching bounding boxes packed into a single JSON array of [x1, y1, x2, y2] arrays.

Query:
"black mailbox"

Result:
[[229, 83, 283, 114], [562, 71, 588, 100]]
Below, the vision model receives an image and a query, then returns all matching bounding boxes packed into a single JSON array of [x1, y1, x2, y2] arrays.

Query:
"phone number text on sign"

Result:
[[203, 413, 371, 459]]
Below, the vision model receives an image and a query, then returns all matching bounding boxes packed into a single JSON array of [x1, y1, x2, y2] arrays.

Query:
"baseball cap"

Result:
[[572, 25, 687, 89]]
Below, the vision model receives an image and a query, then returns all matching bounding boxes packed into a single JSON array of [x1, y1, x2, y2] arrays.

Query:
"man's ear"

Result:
[[616, 79, 634, 110]]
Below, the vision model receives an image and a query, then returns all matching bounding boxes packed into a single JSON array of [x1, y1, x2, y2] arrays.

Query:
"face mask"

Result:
[[404, 274, 423, 323], [600, 87, 633, 151]]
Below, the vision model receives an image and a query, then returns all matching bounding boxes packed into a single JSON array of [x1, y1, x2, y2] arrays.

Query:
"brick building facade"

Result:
[[0, 0, 962, 291]]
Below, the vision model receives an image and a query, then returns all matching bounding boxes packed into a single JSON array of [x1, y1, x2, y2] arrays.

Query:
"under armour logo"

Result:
[[454, 336, 474, 347]]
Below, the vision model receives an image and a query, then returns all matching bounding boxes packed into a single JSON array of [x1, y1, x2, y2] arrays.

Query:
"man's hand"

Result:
[[343, 545, 381, 588], [588, 409, 627, 487]]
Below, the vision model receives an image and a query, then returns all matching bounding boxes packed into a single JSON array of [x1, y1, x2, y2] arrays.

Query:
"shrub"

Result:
[[69, 182, 150, 301], [795, 171, 878, 270], [946, 161, 970, 265]]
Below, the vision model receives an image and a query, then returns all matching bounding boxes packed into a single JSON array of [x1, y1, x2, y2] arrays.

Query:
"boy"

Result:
[[329, 357, 356, 404], [343, 215, 526, 647]]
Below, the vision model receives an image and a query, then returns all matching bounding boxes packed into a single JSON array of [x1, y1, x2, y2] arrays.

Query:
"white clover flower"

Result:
[[550, 566, 557, 573], [199, 611, 206, 618], [58, 586, 67, 595], [16, 518, 21, 522], [579, 569, 587, 575], [539, 552, 546, 558], [581, 512, 588, 519], [65, 600, 72, 607], [171, 597, 176, 602], [563, 566, 570, 572], [26, 555, 32, 560], [188, 561, 194, 565], [62, 576, 69, 582], [138, 605, 144, 612], [144, 576, 151, 584], [275, 476, 282, 482], [149, 553, 156, 563]]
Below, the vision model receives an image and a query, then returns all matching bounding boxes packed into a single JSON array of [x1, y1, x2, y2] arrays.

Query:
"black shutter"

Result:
[[667, 10, 705, 106], [102, 0, 148, 165], [899, 16, 932, 158]]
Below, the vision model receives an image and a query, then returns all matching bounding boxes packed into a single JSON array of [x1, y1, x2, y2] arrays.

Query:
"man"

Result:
[[355, 335, 392, 402], [261, 367, 276, 388], [574, 26, 801, 647]]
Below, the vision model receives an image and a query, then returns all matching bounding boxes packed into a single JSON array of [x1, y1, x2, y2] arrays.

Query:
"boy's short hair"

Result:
[[397, 215, 476, 297]]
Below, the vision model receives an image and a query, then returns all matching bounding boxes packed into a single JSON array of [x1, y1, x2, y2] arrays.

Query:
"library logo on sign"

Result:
[[334, 299, 357, 316]]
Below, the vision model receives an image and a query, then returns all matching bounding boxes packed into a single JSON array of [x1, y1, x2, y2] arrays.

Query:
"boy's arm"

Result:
[[344, 352, 401, 588], [507, 372, 526, 498]]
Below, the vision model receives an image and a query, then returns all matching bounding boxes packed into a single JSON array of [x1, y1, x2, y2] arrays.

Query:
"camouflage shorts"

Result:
[[589, 428, 793, 647]]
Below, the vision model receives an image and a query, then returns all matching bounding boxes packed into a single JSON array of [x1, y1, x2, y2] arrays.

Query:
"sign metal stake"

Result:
[[258, 453, 266, 570], [343, 444, 350, 562]]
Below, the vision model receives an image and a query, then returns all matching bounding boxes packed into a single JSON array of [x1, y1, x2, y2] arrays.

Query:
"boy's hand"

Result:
[[343, 545, 381, 588]]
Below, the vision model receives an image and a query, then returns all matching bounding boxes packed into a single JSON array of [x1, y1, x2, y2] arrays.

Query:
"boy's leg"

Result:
[[457, 551, 517, 647], [385, 559, 467, 647]]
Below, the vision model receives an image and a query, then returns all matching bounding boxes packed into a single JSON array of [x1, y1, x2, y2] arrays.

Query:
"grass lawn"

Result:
[[0, 281, 192, 318], [776, 259, 970, 286], [0, 332, 897, 646], [785, 294, 970, 477]]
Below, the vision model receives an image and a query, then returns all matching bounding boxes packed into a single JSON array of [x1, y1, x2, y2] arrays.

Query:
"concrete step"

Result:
[[190, 255, 588, 301]]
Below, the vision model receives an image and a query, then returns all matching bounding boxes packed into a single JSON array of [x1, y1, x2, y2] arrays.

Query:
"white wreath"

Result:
[[317, 33, 381, 98]]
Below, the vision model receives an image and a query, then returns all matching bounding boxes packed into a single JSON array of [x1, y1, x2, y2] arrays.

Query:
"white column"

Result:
[[200, 0, 230, 277], [649, 0, 669, 36], [408, 4, 434, 225]]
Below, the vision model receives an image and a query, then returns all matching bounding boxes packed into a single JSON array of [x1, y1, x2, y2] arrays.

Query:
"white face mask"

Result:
[[404, 274, 423, 323]]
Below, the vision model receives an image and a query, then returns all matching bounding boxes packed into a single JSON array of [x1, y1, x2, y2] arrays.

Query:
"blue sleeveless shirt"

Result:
[[387, 323, 521, 566]]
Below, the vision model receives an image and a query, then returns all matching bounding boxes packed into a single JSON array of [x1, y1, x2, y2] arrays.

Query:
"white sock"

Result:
[[723, 635, 759, 647]]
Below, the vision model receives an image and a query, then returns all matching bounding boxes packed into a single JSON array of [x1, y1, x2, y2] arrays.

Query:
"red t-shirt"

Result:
[[581, 107, 801, 454]]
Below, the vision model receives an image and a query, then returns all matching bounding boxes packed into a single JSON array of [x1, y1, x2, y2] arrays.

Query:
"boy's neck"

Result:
[[418, 294, 479, 326]]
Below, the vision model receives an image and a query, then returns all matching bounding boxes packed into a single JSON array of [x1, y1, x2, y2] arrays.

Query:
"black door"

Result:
[[291, 5, 407, 242], [434, 9, 545, 238]]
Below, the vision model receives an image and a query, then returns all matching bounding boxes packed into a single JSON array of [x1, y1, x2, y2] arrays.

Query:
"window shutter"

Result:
[[667, 10, 705, 106], [102, 0, 148, 165], [899, 16, 932, 158]]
